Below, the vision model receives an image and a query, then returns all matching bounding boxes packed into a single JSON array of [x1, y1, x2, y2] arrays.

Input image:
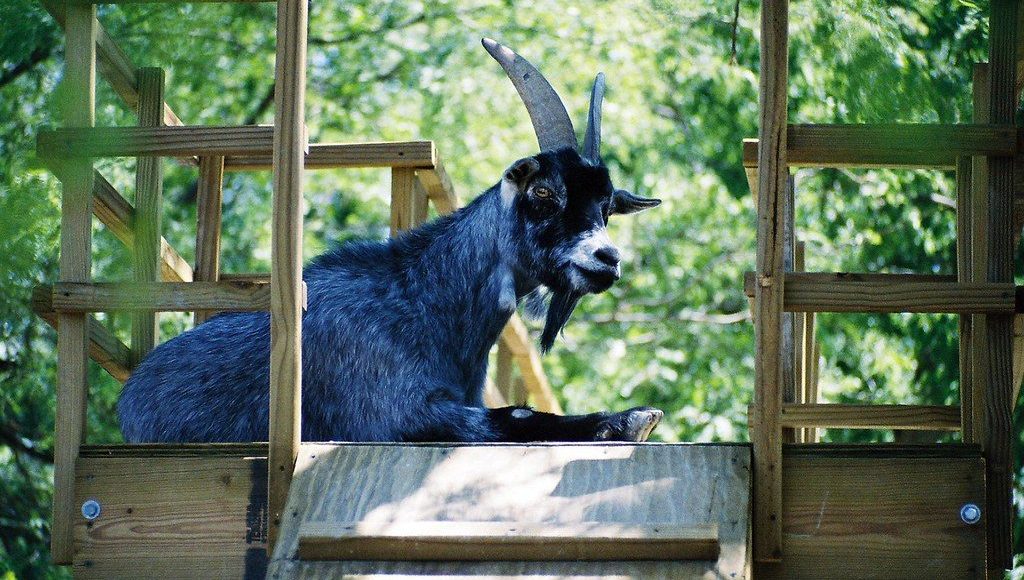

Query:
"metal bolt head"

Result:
[[960, 503, 981, 525], [81, 499, 101, 521]]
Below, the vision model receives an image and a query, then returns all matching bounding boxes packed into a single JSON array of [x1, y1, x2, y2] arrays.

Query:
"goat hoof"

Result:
[[594, 407, 664, 442]]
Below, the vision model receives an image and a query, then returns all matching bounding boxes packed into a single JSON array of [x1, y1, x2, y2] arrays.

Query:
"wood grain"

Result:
[[38, 125, 275, 158], [269, 443, 750, 578], [752, 0, 790, 562], [267, 0, 308, 550], [779, 404, 961, 431], [224, 141, 435, 171], [389, 168, 417, 236], [742, 123, 1017, 169], [72, 452, 268, 579], [984, 1, 1017, 570], [956, 156, 974, 442], [51, 4, 95, 565], [970, 62, 991, 449], [297, 521, 719, 562], [194, 156, 225, 324], [758, 451, 986, 579], [49, 281, 272, 312], [741, 272, 1015, 313], [131, 68, 164, 367]]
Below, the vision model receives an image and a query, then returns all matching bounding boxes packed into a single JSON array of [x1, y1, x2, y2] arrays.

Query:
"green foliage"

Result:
[[0, 0, 1020, 575]]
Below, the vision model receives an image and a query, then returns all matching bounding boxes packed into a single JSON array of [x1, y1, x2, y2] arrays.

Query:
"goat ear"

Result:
[[611, 189, 661, 215], [503, 157, 541, 188]]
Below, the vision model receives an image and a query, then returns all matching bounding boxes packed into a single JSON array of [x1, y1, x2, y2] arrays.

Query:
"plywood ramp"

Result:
[[268, 443, 751, 579]]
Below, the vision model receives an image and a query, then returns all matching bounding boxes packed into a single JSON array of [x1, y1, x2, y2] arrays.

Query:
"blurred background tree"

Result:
[[0, 0, 1020, 576]]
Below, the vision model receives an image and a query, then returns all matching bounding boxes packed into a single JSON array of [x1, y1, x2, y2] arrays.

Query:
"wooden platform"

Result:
[[67, 443, 985, 579]]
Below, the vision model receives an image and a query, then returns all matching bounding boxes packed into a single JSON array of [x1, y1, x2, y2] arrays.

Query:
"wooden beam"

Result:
[[38, 125, 276, 158], [742, 272, 1016, 313], [956, 156, 974, 442], [752, 0, 789, 562], [51, 3, 95, 565], [984, 0, 1017, 571], [389, 168, 417, 236], [297, 521, 720, 562], [267, 0, 307, 550], [781, 176, 796, 444], [194, 156, 225, 324], [33, 288, 131, 384], [778, 404, 961, 431], [48, 281, 273, 312], [742, 123, 1017, 169], [130, 68, 164, 367], [417, 159, 459, 214], [224, 141, 435, 171], [970, 62, 991, 448]]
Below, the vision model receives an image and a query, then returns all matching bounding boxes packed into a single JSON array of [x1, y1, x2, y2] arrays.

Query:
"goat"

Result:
[[118, 39, 664, 443]]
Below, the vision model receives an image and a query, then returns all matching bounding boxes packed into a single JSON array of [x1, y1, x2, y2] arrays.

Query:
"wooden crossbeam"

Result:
[[742, 124, 1017, 169], [224, 141, 435, 171], [297, 521, 720, 562], [38, 126, 276, 158], [778, 404, 961, 431], [742, 272, 1017, 314], [45, 281, 275, 312], [32, 288, 131, 383]]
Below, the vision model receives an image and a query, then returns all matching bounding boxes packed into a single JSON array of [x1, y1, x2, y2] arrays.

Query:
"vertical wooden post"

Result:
[[131, 67, 165, 366], [52, 3, 95, 565], [753, 0, 789, 564], [970, 63, 991, 445], [793, 241, 807, 444], [268, 0, 307, 549], [984, 1, 1016, 571], [390, 168, 417, 236], [194, 156, 225, 324], [955, 155, 974, 441], [781, 175, 797, 444]]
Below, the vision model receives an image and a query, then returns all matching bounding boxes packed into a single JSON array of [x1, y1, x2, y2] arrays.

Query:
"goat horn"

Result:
[[582, 73, 605, 162], [482, 38, 577, 152]]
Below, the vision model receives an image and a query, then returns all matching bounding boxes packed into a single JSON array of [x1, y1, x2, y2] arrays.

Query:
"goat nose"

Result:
[[594, 245, 621, 268]]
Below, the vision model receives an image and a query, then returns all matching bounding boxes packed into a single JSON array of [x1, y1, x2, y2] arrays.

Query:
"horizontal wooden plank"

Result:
[[780, 404, 962, 431], [742, 272, 1017, 313], [760, 452, 986, 579], [48, 281, 271, 312], [80, 443, 269, 458], [39, 125, 276, 158], [73, 453, 268, 579], [32, 287, 132, 382], [742, 124, 1017, 169], [298, 521, 719, 562], [223, 141, 434, 171]]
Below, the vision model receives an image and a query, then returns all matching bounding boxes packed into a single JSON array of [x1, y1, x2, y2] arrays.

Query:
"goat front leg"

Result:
[[489, 406, 663, 442], [403, 402, 663, 443]]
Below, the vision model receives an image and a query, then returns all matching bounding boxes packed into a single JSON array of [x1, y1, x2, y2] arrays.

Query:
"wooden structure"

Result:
[[30, 0, 1013, 578], [746, 0, 1019, 577]]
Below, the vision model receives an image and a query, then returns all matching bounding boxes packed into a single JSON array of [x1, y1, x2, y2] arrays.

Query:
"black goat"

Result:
[[118, 39, 664, 443]]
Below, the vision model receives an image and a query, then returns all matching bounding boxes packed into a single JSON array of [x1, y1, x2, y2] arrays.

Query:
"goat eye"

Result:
[[534, 187, 553, 199]]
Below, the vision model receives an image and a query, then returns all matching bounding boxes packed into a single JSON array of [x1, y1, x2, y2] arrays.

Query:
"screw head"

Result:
[[81, 499, 101, 521], [960, 503, 981, 525]]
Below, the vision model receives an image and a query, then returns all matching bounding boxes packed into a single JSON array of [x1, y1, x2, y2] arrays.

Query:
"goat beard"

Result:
[[539, 289, 583, 353]]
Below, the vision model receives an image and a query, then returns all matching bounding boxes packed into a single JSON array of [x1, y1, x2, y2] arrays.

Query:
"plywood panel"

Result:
[[268, 443, 751, 579], [72, 451, 268, 579], [759, 449, 986, 580]]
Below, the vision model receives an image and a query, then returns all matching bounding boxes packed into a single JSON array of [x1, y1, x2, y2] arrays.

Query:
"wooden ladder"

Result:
[[746, 1, 1019, 575]]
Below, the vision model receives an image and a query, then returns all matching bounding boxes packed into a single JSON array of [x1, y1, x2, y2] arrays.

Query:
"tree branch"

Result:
[[0, 422, 53, 464], [0, 45, 53, 91]]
